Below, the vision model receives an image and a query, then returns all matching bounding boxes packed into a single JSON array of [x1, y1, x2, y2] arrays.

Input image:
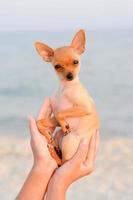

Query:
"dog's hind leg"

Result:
[[36, 97, 62, 165]]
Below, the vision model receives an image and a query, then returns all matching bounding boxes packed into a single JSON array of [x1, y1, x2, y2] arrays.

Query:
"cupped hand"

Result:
[[52, 130, 100, 189], [28, 115, 57, 170]]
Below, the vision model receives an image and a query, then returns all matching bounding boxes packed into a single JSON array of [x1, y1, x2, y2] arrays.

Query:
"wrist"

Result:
[[33, 159, 57, 176], [46, 174, 67, 200], [50, 173, 69, 192]]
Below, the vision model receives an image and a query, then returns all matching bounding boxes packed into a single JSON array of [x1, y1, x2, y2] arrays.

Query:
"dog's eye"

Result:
[[73, 60, 79, 65], [54, 64, 62, 69]]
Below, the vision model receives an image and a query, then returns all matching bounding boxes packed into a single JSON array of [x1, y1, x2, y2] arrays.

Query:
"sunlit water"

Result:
[[0, 29, 133, 138]]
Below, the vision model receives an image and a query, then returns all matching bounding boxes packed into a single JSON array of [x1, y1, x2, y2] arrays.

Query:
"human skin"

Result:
[[16, 116, 100, 200], [46, 130, 100, 200], [16, 116, 57, 200], [35, 29, 100, 163]]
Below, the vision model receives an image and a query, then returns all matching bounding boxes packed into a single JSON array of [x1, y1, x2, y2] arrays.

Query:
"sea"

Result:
[[0, 29, 133, 138]]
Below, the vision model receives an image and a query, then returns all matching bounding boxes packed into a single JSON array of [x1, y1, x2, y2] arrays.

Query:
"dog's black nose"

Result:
[[66, 73, 73, 81]]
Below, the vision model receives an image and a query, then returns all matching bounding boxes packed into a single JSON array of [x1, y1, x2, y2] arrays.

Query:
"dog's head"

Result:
[[35, 29, 86, 82]]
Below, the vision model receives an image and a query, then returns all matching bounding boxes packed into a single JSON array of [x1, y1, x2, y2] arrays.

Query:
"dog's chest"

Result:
[[51, 87, 73, 113], [51, 86, 80, 131]]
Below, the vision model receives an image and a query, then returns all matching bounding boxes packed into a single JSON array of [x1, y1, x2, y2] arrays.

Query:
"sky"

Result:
[[0, 0, 133, 31]]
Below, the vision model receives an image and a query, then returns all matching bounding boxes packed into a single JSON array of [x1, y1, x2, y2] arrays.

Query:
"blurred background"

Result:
[[0, 0, 133, 199]]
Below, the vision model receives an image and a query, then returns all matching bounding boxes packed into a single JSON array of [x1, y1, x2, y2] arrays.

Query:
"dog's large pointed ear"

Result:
[[71, 29, 86, 54], [35, 42, 54, 62]]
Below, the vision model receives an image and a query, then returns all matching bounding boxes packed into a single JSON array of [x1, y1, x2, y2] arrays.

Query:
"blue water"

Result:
[[0, 30, 133, 138]]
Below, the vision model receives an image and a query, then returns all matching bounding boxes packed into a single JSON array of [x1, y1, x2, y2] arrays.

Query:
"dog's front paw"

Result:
[[63, 123, 71, 135]]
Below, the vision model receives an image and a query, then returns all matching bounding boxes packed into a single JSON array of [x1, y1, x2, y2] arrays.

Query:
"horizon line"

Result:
[[0, 27, 133, 33]]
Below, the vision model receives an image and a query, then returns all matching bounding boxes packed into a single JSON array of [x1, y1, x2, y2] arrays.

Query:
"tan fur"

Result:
[[35, 29, 100, 164]]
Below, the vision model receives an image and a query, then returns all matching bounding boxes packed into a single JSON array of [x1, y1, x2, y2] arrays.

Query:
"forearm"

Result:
[[16, 162, 55, 200], [46, 175, 67, 200]]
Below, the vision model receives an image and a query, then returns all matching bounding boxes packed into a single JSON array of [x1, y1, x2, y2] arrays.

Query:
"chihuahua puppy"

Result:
[[35, 29, 100, 164]]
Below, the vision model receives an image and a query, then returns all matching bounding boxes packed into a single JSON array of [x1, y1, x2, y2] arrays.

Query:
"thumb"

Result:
[[71, 138, 89, 165], [28, 115, 39, 138]]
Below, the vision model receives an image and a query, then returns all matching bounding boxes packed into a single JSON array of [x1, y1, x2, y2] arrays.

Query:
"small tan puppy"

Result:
[[35, 29, 100, 165]]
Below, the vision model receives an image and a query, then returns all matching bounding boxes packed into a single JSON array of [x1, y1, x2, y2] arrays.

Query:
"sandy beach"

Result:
[[0, 29, 133, 199], [0, 136, 132, 200]]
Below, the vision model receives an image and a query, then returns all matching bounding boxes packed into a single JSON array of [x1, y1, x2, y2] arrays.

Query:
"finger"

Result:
[[94, 130, 100, 158], [37, 103, 47, 120], [84, 132, 96, 167], [37, 97, 51, 120], [71, 138, 89, 165], [28, 115, 40, 139]]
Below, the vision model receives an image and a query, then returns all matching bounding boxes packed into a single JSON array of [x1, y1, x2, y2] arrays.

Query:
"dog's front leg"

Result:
[[37, 97, 58, 140], [56, 106, 90, 135], [36, 97, 62, 165]]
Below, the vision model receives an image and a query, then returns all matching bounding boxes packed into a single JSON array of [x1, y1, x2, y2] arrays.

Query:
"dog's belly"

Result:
[[61, 114, 99, 162], [51, 94, 99, 133], [52, 95, 82, 131], [51, 94, 100, 162]]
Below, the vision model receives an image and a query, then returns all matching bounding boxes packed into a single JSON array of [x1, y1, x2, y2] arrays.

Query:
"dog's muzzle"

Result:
[[66, 72, 73, 81]]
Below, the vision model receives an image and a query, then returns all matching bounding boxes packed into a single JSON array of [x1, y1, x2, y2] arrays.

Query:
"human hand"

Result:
[[28, 115, 57, 172], [47, 130, 100, 198], [16, 116, 57, 200]]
